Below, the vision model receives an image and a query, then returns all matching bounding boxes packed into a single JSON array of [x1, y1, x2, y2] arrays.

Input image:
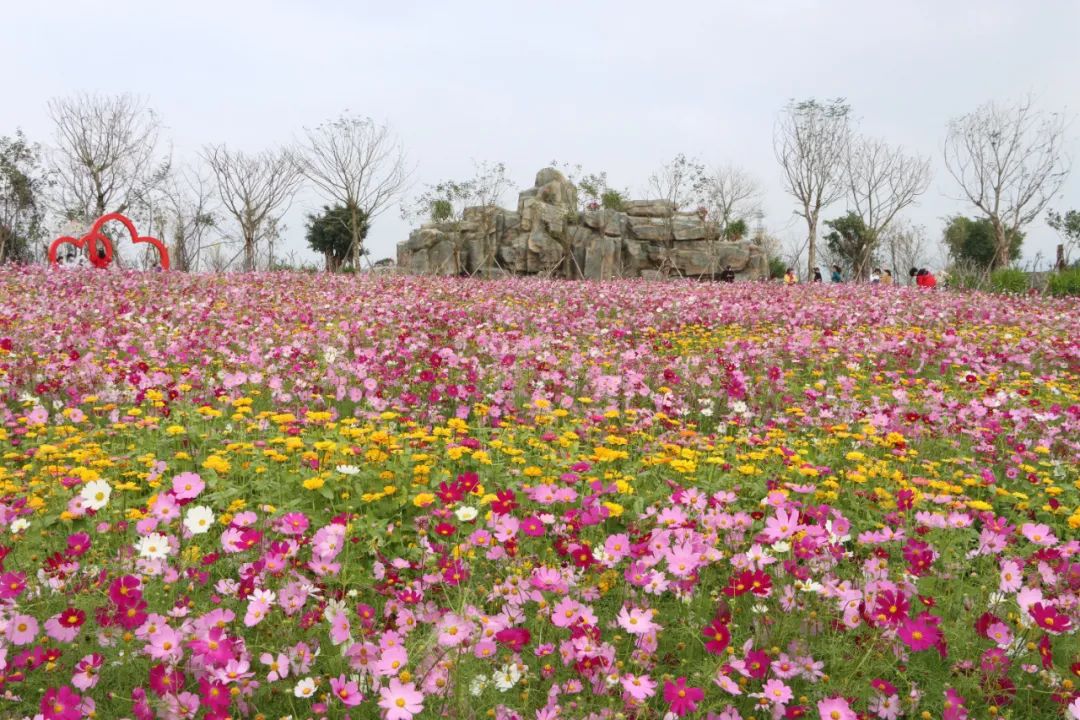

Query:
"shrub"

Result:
[[1047, 266, 1080, 296], [943, 261, 988, 291], [768, 257, 787, 280], [600, 189, 625, 211], [989, 268, 1029, 294]]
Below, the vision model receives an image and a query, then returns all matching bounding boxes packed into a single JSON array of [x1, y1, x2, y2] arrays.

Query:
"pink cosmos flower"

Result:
[[6, 613, 38, 645], [621, 673, 657, 703], [277, 512, 310, 535], [764, 507, 800, 541], [374, 645, 409, 677], [759, 678, 793, 706], [45, 608, 85, 643], [998, 559, 1022, 592], [146, 626, 183, 662], [617, 607, 660, 635], [244, 594, 273, 627], [71, 654, 103, 691], [260, 652, 290, 682], [817, 696, 857, 720], [172, 472, 205, 500], [187, 627, 235, 667], [551, 597, 581, 628], [1020, 522, 1056, 547], [378, 678, 424, 720], [330, 674, 363, 706], [985, 621, 1012, 647], [436, 613, 472, 647], [329, 612, 351, 645]]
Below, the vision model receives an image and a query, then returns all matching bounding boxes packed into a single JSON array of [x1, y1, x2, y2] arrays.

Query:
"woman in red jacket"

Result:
[[909, 268, 937, 288]]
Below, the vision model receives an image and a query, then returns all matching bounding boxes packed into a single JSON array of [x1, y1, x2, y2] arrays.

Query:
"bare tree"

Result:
[[300, 114, 410, 269], [944, 97, 1070, 269], [203, 145, 301, 272], [774, 98, 852, 277], [47, 93, 170, 229], [647, 153, 705, 211], [405, 160, 515, 222], [843, 137, 931, 278], [699, 164, 763, 238], [157, 168, 218, 271], [882, 219, 932, 281]]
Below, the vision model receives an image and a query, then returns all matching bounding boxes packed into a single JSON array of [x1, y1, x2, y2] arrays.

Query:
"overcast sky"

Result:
[[3, 0, 1078, 268]]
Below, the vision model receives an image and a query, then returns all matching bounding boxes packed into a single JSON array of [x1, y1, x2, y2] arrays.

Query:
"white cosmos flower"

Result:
[[336, 464, 360, 476], [136, 533, 171, 560], [454, 506, 478, 522], [469, 675, 488, 696], [183, 506, 215, 535], [10, 518, 29, 534], [294, 677, 316, 698], [80, 479, 112, 511], [493, 663, 522, 692]]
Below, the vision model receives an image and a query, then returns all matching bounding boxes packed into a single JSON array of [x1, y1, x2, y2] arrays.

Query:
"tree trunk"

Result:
[[244, 233, 255, 272], [806, 211, 818, 280], [348, 204, 363, 270], [991, 219, 1008, 270]]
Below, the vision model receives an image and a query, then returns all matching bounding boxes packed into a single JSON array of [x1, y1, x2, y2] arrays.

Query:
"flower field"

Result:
[[1, 268, 1078, 720]]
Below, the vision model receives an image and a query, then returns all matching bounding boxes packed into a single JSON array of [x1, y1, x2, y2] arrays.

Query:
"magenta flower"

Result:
[[898, 613, 940, 652], [1028, 602, 1072, 634], [663, 677, 704, 717], [41, 685, 82, 720]]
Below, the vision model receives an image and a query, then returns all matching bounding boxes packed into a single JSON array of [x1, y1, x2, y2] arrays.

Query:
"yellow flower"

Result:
[[602, 501, 624, 517], [202, 456, 230, 474], [302, 477, 325, 491], [413, 493, 436, 507]]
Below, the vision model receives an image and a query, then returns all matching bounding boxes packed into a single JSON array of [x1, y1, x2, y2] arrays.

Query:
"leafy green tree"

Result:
[[306, 204, 369, 272], [942, 215, 1023, 269], [1047, 209, 1080, 266], [0, 130, 49, 263], [824, 212, 875, 278]]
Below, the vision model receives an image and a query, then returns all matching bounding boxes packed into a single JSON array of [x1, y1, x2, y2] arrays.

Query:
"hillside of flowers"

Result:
[[0, 267, 1078, 720]]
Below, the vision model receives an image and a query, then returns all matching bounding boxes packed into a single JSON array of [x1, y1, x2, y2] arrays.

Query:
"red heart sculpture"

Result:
[[48, 233, 115, 268], [48, 213, 169, 270]]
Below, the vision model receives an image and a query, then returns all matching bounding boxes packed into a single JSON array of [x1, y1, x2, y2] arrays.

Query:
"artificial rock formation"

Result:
[[396, 168, 768, 280]]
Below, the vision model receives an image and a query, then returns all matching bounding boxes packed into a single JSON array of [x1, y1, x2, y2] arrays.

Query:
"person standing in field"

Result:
[[881, 269, 894, 286], [831, 265, 842, 283], [784, 268, 797, 285], [812, 267, 823, 282], [910, 268, 937, 288]]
